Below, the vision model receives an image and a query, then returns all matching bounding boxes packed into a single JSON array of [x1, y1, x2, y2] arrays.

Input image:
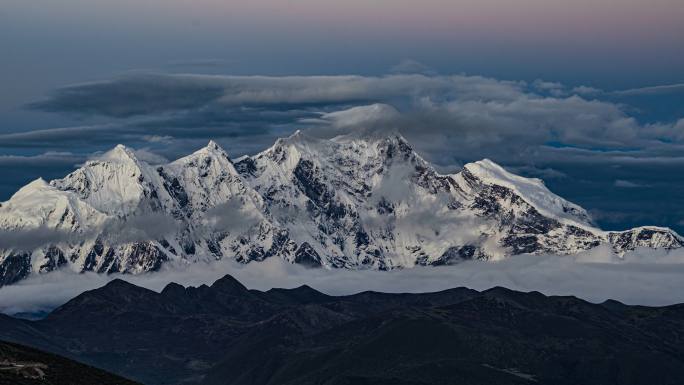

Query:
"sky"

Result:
[[1, 0, 683, 234]]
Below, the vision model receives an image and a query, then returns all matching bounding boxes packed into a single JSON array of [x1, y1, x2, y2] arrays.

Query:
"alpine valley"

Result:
[[1, 131, 682, 286]]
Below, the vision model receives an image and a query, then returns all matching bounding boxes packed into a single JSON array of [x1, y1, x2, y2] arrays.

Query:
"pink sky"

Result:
[[3, 0, 683, 87], [9, 0, 684, 40]]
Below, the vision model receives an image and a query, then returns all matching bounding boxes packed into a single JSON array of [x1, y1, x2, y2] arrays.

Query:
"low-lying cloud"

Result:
[[100, 213, 181, 245], [201, 199, 263, 234], [2, 247, 684, 315], [0, 211, 182, 252], [0, 226, 84, 252]]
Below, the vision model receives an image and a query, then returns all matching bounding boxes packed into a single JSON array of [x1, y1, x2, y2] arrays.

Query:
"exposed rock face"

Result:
[[609, 227, 684, 255], [0, 132, 682, 285]]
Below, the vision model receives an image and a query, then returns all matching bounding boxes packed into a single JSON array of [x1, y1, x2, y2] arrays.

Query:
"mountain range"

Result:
[[1, 275, 683, 385], [1, 131, 682, 286]]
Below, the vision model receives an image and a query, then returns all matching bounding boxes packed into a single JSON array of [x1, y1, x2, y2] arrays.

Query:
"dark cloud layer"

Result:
[[29, 74, 226, 118]]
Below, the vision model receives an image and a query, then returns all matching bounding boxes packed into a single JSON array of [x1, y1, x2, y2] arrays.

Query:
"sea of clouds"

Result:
[[2, 245, 684, 315]]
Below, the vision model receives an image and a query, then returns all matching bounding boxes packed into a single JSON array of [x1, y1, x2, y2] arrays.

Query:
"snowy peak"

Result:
[[459, 159, 594, 226], [49, 146, 156, 216], [196, 140, 229, 158], [285, 129, 304, 141], [7, 178, 50, 200], [171, 140, 235, 172], [0, 177, 101, 231], [267, 129, 311, 151], [464, 159, 534, 185], [165, 139, 261, 216], [206, 140, 221, 150], [98, 144, 141, 165]]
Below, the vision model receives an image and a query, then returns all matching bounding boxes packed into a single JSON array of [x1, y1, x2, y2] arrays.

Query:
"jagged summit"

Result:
[[197, 140, 228, 156], [0, 133, 682, 286], [288, 129, 304, 139], [98, 144, 140, 164], [171, 140, 235, 170], [271, 129, 306, 144], [265, 129, 326, 153]]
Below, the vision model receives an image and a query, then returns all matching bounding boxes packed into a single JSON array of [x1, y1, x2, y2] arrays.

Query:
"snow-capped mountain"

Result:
[[1, 132, 682, 286]]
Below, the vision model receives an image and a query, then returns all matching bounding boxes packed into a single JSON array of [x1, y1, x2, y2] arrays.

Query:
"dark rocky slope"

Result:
[[0, 276, 683, 385], [0, 340, 141, 385]]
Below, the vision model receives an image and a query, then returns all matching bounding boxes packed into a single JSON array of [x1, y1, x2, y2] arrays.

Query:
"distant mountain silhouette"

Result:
[[1, 276, 684, 385]]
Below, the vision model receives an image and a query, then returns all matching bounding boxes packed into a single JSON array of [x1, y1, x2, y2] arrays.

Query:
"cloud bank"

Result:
[[3, 72, 684, 234], [15, 73, 683, 166], [2, 247, 684, 315]]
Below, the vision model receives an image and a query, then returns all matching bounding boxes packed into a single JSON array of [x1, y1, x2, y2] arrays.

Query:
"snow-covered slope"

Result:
[[461, 159, 593, 226], [1, 133, 682, 286]]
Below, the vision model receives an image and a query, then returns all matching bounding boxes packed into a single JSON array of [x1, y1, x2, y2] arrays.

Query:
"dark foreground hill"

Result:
[[0, 340, 141, 385], [1, 276, 684, 385]]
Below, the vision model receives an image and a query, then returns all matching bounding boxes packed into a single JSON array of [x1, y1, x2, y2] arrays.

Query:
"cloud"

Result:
[[20, 73, 682, 161], [28, 74, 226, 118], [613, 83, 684, 96], [27, 73, 525, 118], [0, 196, 261, 252], [0, 212, 181, 251], [510, 165, 567, 180], [614, 179, 648, 188], [313, 97, 682, 173], [0, 124, 132, 148], [390, 59, 436, 75], [0, 226, 84, 252], [304, 103, 401, 138], [2, 247, 684, 315], [100, 213, 181, 245], [532, 79, 566, 97], [130, 148, 168, 164], [571, 85, 602, 95], [142, 135, 174, 144], [201, 200, 262, 234], [0, 151, 82, 167]]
